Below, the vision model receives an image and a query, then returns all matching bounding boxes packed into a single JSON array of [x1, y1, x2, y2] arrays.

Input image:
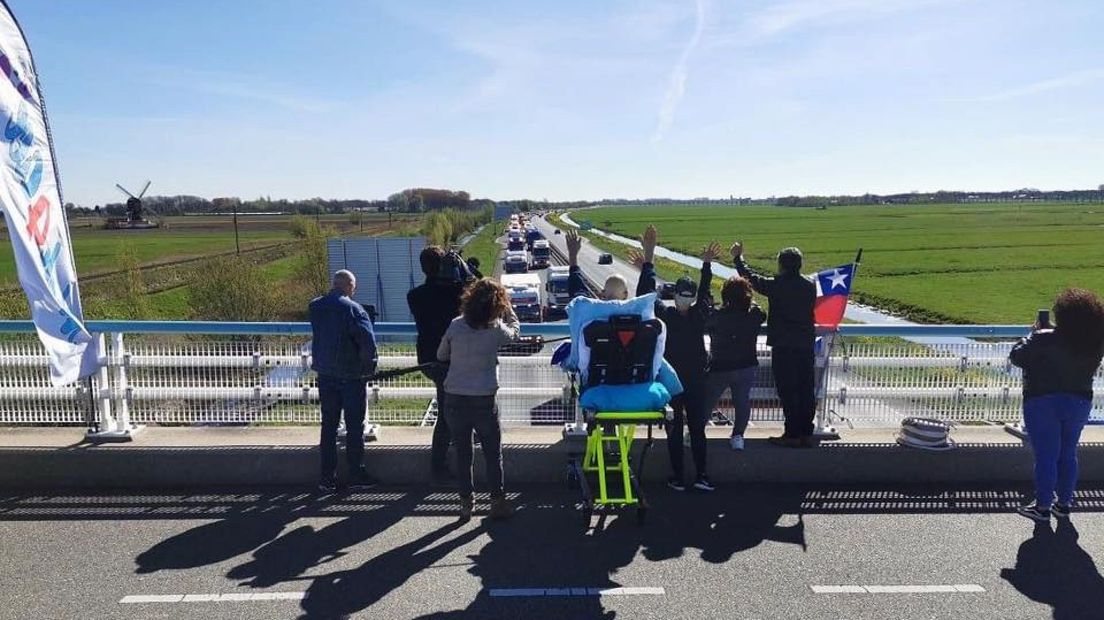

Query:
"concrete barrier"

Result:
[[1, 426, 1103, 489]]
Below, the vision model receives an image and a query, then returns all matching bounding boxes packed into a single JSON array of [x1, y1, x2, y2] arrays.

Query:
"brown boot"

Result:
[[459, 495, 474, 522], [489, 495, 515, 520]]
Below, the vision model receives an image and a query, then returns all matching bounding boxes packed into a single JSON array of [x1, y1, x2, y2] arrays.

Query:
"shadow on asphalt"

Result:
[[2, 484, 1104, 618], [1001, 519, 1104, 620]]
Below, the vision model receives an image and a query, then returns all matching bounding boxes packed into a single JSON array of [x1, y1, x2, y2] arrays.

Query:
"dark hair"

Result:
[[420, 246, 445, 277], [1053, 287, 1104, 357], [777, 247, 803, 274], [721, 276, 753, 311], [461, 278, 511, 329]]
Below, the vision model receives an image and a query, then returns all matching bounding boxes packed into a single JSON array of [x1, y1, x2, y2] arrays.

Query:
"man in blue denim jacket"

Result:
[[310, 270, 379, 492]]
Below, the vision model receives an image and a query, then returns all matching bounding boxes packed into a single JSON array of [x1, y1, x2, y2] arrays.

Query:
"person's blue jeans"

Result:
[[318, 375, 368, 484], [1023, 393, 1092, 508], [442, 393, 504, 498], [704, 366, 758, 436]]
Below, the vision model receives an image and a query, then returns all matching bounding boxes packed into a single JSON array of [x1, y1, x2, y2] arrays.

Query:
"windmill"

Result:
[[105, 180, 158, 229], [116, 180, 151, 222]]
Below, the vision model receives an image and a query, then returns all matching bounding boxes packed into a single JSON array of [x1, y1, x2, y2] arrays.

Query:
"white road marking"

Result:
[[120, 592, 305, 604], [488, 587, 665, 598], [811, 584, 985, 594]]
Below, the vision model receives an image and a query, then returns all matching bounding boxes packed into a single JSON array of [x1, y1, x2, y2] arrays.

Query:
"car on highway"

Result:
[[554, 229, 561, 235], [598, 253, 613, 265], [658, 282, 676, 300]]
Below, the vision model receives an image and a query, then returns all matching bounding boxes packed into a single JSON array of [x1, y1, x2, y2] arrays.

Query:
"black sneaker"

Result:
[[667, 477, 686, 492], [1052, 503, 1071, 518], [318, 479, 337, 494], [347, 471, 380, 491], [1016, 504, 1051, 522], [693, 475, 715, 492]]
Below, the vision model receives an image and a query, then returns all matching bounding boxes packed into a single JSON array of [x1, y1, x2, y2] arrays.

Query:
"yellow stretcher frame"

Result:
[[572, 410, 666, 525]]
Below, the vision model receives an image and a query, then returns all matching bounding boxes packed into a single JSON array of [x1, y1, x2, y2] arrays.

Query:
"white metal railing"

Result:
[[0, 321, 1101, 432]]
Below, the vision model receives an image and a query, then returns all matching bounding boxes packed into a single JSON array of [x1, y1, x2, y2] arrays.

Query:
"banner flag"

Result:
[[813, 263, 855, 329], [0, 2, 98, 386]]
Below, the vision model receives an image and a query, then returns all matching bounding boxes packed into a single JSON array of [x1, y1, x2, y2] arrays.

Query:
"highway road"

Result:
[[3, 483, 1101, 619], [532, 215, 668, 297]]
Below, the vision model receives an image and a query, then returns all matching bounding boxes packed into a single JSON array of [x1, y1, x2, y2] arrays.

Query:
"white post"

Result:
[[814, 331, 840, 439], [112, 332, 131, 433], [96, 333, 113, 427]]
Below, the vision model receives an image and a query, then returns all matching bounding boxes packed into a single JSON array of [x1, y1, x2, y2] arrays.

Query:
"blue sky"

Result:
[[10, 0, 1104, 205]]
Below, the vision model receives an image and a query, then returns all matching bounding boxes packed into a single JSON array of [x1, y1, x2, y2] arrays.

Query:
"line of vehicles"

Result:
[[500, 212, 570, 322]]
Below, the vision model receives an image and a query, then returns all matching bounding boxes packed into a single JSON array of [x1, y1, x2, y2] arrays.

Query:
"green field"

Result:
[[461, 223, 503, 278], [574, 203, 1104, 324]]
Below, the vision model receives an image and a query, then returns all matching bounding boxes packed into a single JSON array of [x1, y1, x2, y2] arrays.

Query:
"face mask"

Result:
[[675, 296, 694, 311]]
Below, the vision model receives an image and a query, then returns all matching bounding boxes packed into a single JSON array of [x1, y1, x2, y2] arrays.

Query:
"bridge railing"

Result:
[[0, 321, 1100, 434]]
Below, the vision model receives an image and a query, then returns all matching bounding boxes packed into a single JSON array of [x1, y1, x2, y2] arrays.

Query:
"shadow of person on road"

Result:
[[297, 516, 485, 618], [1001, 519, 1104, 620], [227, 492, 421, 588], [411, 493, 661, 620], [639, 484, 807, 565], [135, 501, 298, 574]]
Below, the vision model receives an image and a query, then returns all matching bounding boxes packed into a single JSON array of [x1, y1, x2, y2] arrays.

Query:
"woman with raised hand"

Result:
[[437, 278, 520, 521], [703, 276, 767, 451], [1010, 288, 1104, 522]]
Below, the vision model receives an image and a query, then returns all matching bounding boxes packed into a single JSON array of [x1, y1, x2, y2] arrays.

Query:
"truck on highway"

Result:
[[506, 228, 525, 251], [503, 250, 529, 274], [525, 228, 543, 250], [530, 239, 551, 269], [544, 266, 572, 320], [501, 272, 543, 322]]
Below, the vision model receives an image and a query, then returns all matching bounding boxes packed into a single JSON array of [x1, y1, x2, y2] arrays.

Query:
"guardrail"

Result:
[[0, 321, 1100, 436]]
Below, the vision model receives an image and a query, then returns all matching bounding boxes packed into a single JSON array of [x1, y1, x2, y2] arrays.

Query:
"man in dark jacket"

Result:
[[631, 225, 720, 491], [310, 270, 379, 492], [407, 246, 474, 484], [731, 242, 817, 447]]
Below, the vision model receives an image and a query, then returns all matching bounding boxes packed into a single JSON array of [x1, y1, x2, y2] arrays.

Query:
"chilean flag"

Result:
[[814, 264, 855, 328]]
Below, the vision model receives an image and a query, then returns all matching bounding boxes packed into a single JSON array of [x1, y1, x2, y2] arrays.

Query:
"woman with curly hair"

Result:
[[437, 278, 520, 520], [1010, 288, 1104, 522], [703, 276, 767, 452]]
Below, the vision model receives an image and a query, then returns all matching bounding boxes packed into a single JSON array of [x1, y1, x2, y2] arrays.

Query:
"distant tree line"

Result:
[[65, 188, 497, 217]]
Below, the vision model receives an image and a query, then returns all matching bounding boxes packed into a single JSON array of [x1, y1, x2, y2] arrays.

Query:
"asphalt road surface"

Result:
[[2, 483, 1102, 619]]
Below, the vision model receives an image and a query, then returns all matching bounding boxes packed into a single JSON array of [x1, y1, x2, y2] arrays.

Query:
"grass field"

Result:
[[461, 223, 503, 278], [0, 213, 418, 287], [574, 202, 1104, 324]]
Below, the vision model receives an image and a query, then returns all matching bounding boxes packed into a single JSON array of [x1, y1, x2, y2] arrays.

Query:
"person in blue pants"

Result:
[[1009, 288, 1104, 522]]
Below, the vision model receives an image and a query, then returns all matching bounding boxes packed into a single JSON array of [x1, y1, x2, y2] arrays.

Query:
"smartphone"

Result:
[[1037, 309, 1050, 328]]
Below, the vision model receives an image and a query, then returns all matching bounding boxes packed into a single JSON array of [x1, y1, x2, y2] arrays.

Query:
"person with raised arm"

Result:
[[730, 241, 817, 448], [628, 225, 719, 492]]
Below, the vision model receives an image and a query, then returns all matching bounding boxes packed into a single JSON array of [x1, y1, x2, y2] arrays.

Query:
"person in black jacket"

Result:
[[1009, 288, 1104, 522], [407, 246, 475, 485], [630, 225, 720, 492], [703, 276, 767, 452], [731, 241, 818, 448]]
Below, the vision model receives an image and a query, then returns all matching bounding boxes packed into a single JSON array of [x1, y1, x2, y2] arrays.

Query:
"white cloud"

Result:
[[969, 68, 1104, 102], [747, 0, 956, 38], [652, 0, 708, 144]]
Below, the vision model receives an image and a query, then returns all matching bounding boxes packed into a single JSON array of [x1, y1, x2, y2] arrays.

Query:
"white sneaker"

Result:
[[729, 435, 745, 451]]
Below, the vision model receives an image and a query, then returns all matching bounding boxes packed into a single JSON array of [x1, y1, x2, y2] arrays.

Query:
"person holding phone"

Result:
[[1010, 288, 1104, 521], [437, 278, 521, 521]]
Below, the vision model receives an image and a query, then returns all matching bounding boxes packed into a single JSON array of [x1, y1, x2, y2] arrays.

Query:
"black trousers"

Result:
[[318, 375, 367, 483], [667, 377, 707, 480], [442, 393, 504, 498], [425, 366, 452, 475], [771, 346, 816, 438]]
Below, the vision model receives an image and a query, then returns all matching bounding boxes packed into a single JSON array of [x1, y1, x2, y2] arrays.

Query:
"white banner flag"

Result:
[[0, 1, 98, 386]]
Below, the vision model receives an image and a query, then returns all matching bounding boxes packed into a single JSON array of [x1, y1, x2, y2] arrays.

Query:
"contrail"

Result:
[[652, 0, 708, 144]]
